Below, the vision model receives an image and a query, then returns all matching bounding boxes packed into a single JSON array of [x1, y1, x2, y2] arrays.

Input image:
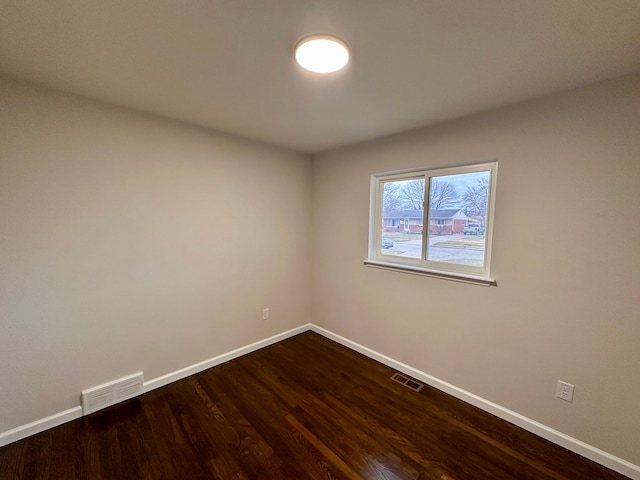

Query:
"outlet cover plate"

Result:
[[556, 380, 575, 403]]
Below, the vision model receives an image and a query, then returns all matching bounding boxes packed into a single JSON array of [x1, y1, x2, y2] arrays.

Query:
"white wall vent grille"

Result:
[[81, 372, 144, 415]]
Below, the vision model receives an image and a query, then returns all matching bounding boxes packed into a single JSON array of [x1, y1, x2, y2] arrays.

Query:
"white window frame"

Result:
[[365, 162, 498, 286]]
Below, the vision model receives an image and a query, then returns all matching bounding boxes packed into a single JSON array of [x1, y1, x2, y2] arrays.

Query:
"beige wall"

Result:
[[2, 71, 639, 467], [312, 73, 640, 464], [0, 77, 312, 432]]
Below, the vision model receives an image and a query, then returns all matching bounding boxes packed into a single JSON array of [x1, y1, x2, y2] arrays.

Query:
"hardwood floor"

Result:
[[0, 331, 630, 479]]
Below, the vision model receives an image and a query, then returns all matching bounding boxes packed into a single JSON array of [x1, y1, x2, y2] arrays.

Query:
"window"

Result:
[[366, 162, 497, 285]]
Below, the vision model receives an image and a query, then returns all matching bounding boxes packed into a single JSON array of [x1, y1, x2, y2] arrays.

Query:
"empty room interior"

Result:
[[1, 1, 639, 479]]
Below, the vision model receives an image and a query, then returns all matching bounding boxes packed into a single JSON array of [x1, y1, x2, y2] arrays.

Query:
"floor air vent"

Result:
[[82, 372, 144, 415], [390, 372, 424, 392]]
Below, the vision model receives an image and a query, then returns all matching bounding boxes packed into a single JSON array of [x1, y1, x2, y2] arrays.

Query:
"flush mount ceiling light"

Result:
[[294, 35, 350, 74]]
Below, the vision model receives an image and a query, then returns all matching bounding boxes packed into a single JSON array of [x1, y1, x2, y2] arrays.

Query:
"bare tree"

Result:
[[399, 179, 425, 210], [462, 178, 489, 218], [429, 180, 458, 210], [382, 182, 403, 212]]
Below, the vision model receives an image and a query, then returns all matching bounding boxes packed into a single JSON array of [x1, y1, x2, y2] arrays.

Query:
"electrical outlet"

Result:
[[555, 380, 575, 403], [262, 308, 270, 320]]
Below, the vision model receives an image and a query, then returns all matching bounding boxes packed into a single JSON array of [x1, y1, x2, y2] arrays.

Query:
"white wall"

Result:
[[0, 77, 312, 432], [312, 73, 640, 465]]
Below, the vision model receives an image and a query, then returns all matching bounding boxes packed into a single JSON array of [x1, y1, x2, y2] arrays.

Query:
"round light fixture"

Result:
[[294, 35, 350, 74]]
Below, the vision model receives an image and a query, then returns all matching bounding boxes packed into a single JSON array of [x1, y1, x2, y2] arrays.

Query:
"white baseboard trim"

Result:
[[2, 323, 638, 479], [309, 324, 640, 480], [0, 407, 82, 448], [0, 324, 309, 448], [143, 324, 310, 393]]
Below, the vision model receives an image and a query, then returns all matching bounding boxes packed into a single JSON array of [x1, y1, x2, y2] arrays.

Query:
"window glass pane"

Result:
[[426, 171, 490, 267], [380, 178, 425, 259]]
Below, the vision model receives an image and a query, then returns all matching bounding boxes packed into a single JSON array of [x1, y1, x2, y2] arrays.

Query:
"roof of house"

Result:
[[430, 209, 465, 219], [383, 209, 423, 219], [383, 209, 465, 219]]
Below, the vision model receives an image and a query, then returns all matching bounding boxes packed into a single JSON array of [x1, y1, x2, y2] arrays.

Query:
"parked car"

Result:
[[463, 223, 485, 235], [381, 237, 394, 249]]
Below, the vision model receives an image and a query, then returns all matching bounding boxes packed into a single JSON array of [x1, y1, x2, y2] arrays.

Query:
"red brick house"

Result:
[[429, 209, 469, 234], [382, 209, 423, 233], [383, 209, 469, 234]]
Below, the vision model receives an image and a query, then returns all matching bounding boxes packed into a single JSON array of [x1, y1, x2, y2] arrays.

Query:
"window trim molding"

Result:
[[367, 161, 498, 285], [363, 260, 497, 287]]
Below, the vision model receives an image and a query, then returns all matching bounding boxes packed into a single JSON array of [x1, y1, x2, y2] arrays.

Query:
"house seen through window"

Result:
[[367, 162, 497, 283]]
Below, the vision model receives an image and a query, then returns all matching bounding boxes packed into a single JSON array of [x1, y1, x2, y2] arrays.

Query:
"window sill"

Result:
[[363, 260, 496, 287]]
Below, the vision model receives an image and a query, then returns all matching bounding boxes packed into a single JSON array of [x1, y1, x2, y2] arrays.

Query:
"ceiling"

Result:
[[1, 1, 639, 154]]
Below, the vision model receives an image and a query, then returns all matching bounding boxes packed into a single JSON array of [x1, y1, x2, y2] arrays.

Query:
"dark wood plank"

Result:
[[0, 331, 631, 479]]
